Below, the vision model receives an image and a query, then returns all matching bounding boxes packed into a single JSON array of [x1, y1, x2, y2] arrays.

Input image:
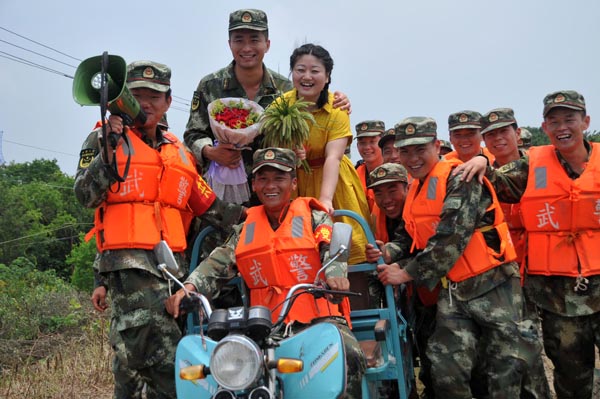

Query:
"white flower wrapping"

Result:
[[207, 97, 265, 148]]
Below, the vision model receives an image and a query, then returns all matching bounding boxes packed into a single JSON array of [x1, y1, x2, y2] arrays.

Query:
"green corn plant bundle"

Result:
[[260, 95, 316, 173]]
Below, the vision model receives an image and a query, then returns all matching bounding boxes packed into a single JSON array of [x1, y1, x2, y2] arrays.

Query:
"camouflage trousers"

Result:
[[427, 277, 524, 399], [540, 309, 600, 399], [337, 322, 366, 399], [108, 269, 182, 399], [470, 294, 551, 399]]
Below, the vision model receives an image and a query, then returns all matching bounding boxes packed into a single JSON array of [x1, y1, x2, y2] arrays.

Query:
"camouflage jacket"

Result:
[[485, 140, 600, 316], [74, 126, 243, 283], [184, 61, 292, 176], [385, 166, 518, 302], [185, 205, 346, 298]]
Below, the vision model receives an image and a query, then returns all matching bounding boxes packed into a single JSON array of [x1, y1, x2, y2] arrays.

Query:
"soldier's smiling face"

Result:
[[252, 167, 297, 213], [450, 128, 482, 161], [229, 30, 270, 70], [542, 108, 590, 155], [357, 136, 382, 164], [483, 125, 520, 161], [398, 141, 440, 180], [373, 181, 408, 219]]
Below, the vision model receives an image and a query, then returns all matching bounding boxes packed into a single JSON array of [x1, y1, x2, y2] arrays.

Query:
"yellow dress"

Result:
[[281, 90, 370, 264]]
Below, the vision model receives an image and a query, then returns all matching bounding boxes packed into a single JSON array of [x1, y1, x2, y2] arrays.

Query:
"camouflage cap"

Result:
[[367, 163, 409, 189], [229, 9, 268, 32], [439, 139, 453, 151], [126, 61, 170, 92], [252, 147, 296, 174], [481, 108, 517, 135], [543, 90, 586, 117], [519, 128, 532, 147], [378, 128, 396, 149], [355, 120, 385, 139], [448, 110, 482, 131], [394, 117, 437, 148]]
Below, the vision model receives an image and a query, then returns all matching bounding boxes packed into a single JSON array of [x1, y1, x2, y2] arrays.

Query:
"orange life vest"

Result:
[[90, 128, 198, 252], [356, 163, 377, 212], [403, 159, 516, 282], [500, 202, 526, 263], [373, 205, 389, 243], [235, 197, 350, 324], [520, 143, 600, 277]]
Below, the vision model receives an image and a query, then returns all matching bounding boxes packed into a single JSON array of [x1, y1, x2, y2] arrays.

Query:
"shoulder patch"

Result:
[[314, 224, 332, 244], [79, 149, 95, 169], [191, 91, 200, 111]]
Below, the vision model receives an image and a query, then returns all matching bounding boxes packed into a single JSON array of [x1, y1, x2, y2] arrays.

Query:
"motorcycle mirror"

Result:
[[330, 222, 352, 263], [154, 240, 179, 275]]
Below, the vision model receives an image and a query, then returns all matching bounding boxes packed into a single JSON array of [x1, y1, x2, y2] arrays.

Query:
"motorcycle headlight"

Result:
[[210, 334, 262, 390]]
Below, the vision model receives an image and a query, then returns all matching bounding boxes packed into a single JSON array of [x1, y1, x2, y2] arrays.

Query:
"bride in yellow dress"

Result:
[[279, 43, 370, 264]]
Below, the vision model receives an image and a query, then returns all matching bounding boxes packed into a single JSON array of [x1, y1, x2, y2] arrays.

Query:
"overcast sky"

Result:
[[1, 0, 599, 176]]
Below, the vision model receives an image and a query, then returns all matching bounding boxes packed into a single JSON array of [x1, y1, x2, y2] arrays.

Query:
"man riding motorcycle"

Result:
[[166, 147, 366, 398]]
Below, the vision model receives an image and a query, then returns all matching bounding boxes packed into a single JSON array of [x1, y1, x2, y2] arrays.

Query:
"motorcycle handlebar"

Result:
[[275, 283, 361, 327], [179, 291, 213, 319]]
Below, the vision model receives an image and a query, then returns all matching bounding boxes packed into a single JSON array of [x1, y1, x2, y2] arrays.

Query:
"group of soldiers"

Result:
[[74, 4, 598, 399], [355, 90, 598, 398]]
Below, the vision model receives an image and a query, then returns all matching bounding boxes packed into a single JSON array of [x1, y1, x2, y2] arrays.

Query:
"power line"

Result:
[[0, 223, 93, 246], [0, 38, 78, 69], [169, 105, 189, 113], [172, 97, 190, 107], [0, 26, 82, 62], [4, 139, 77, 156], [0, 52, 73, 78]]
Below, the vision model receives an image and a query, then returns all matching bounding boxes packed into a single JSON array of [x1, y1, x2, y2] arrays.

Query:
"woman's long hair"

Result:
[[289, 44, 333, 109]]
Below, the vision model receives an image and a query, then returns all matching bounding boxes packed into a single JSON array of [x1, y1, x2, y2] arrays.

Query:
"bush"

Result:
[[68, 234, 97, 293], [0, 259, 86, 340]]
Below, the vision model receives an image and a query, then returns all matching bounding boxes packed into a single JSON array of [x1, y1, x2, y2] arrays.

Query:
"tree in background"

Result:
[[0, 159, 94, 279]]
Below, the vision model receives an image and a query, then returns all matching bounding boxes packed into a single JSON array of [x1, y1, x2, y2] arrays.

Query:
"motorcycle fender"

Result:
[[175, 334, 219, 398], [276, 322, 346, 398]]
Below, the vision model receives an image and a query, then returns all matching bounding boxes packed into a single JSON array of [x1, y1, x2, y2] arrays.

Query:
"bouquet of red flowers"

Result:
[[208, 98, 264, 148]]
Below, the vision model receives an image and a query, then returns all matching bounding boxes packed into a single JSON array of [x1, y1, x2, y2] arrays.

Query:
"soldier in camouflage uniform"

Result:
[[366, 117, 525, 398], [184, 9, 350, 207], [438, 139, 453, 156], [380, 127, 402, 164], [459, 90, 600, 399], [445, 110, 496, 163], [480, 108, 551, 398], [166, 148, 366, 399], [518, 127, 533, 150], [75, 61, 243, 399]]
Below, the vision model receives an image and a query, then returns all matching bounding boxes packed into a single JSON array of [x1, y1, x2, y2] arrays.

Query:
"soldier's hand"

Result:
[[91, 286, 108, 312], [204, 144, 242, 168], [452, 156, 488, 183], [107, 114, 124, 135], [165, 283, 197, 318], [376, 263, 412, 286], [366, 242, 382, 263], [332, 91, 351, 114], [366, 240, 389, 263], [325, 276, 350, 304]]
